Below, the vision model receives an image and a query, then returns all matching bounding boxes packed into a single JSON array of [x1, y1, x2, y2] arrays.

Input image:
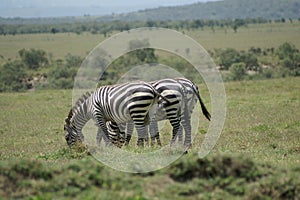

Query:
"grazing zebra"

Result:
[[105, 77, 211, 148], [64, 81, 168, 147], [100, 78, 187, 147], [64, 92, 93, 146], [147, 77, 211, 147]]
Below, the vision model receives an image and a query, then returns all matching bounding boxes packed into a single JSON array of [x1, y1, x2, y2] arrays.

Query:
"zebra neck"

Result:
[[72, 100, 92, 133]]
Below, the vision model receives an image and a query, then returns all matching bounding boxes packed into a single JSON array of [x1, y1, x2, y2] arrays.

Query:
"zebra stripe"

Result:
[[64, 92, 93, 146], [113, 77, 210, 148], [93, 81, 165, 147], [173, 77, 210, 147], [103, 78, 187, 147], [64, 81, 164, 147]]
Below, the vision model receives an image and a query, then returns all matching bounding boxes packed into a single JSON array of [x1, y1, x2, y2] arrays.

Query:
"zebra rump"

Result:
[[103, 77, 211, 148]]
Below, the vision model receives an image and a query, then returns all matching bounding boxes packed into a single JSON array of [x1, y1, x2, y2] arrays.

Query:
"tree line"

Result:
[[0, 42, 299, 92], [0, 17, 293, 36]]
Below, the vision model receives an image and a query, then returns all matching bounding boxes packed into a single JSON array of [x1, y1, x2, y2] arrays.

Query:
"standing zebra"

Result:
[[150, 77, 211, 147], [103, 78, 188, 147], [107, 77, 211, 148], [171, 77, 210, 146], [64, 81, 167, 147]]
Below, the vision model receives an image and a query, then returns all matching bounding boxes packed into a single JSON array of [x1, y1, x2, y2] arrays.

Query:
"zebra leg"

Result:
[[144, 125, 149, 146], [177, 125, 184, 145], [169, 118, 181, 145], [125, 122, 134, 146], [107, 121, 124, 148], [117, 123, 126, 147], [96, 126, 103, 146], [149, 120, 161, 146], [94, 117, 113, 146], [77, 132, 85, 143], [182, 114, 192, 149], [136, 126, 148, 147]]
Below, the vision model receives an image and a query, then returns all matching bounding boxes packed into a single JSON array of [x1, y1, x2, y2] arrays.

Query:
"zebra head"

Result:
[[63, 92, 92, 146], [64, 109, 84, 146]]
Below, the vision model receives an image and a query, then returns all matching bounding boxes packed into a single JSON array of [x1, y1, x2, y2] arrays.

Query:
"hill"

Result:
[[113, 0, 300, 21], [1, 0, 299, 25]]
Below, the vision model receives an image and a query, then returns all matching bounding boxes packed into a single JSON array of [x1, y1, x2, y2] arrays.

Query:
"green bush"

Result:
[[47, 61, 77, 89], [0, 61, 27, 92], [168, 154, 261, 182], [18, 48, 49, 69], [276, 42, 300, 75], [229, 62, 247, 81]]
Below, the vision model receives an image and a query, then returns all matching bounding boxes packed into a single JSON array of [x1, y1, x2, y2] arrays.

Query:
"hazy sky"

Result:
[[1, 0, 215, 8], [0, 0, 219, 18]]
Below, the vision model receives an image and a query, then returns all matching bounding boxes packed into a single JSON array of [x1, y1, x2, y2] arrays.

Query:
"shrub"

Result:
[[47, 61, 77, 89], [229, 62, 247, 81], [18, 48, 49, 69], [0, 61, 27, 92]]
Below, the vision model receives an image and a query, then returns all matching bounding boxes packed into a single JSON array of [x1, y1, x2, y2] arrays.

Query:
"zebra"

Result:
[[170, 77, 210, 146], [64, 81, 169, 147], [103, 77, 211, 148], [64, 92, 93, 146], [99, 78, 188, 147]]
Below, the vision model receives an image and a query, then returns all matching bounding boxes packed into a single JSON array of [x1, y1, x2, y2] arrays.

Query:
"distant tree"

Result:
[[232, 24, 238, 33], [51, 27, 58, 34], [231, 19, 245, 33], [0, 61, 27, 92], [240, 52, 259, 71], [276, 42, 298, 60], [229, 62, 247, 81], [18, 48, 48, 69], [146, 20, 156, 27], [128, 39, 157, 63], [214, 48, 241, 70], [65, 54, 83, 68], [276, 42, 300, 75]]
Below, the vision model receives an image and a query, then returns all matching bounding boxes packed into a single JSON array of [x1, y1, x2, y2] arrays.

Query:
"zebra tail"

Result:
[[192, 85, 211, 121]]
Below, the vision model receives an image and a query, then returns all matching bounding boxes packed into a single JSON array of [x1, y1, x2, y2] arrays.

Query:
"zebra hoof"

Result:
[[137, 139, 144, 148]]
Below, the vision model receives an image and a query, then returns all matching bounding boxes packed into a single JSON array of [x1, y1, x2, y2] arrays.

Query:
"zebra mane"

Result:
[[65, 91, 93, 126]]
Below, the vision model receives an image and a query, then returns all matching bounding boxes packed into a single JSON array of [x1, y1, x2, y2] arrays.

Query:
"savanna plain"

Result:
[[0, 22, 300, 199]]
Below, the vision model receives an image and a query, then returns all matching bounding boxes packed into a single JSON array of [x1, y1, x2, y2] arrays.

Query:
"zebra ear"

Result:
[[67, 109, 73, 119], [65, 117, 70, 125]]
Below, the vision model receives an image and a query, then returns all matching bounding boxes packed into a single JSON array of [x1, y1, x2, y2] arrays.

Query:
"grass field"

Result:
[[0, 77, 299, 199], [0, 22, 300, 61], [0, 21, 300, 199]]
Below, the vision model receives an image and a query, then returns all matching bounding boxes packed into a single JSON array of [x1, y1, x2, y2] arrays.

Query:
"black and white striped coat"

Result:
[[64, 81, 165, 147], [102, 78, 211, 148]]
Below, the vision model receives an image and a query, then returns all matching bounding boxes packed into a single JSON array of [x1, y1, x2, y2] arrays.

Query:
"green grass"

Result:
[[214, 78, 300, 167], [0, 90, 71, 160], [0, 77, 299, 199], [0, 22, 300, 61], [0, 32, 106, 60], [186, 21, 300, 51], [0, 21, 300, 198]]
